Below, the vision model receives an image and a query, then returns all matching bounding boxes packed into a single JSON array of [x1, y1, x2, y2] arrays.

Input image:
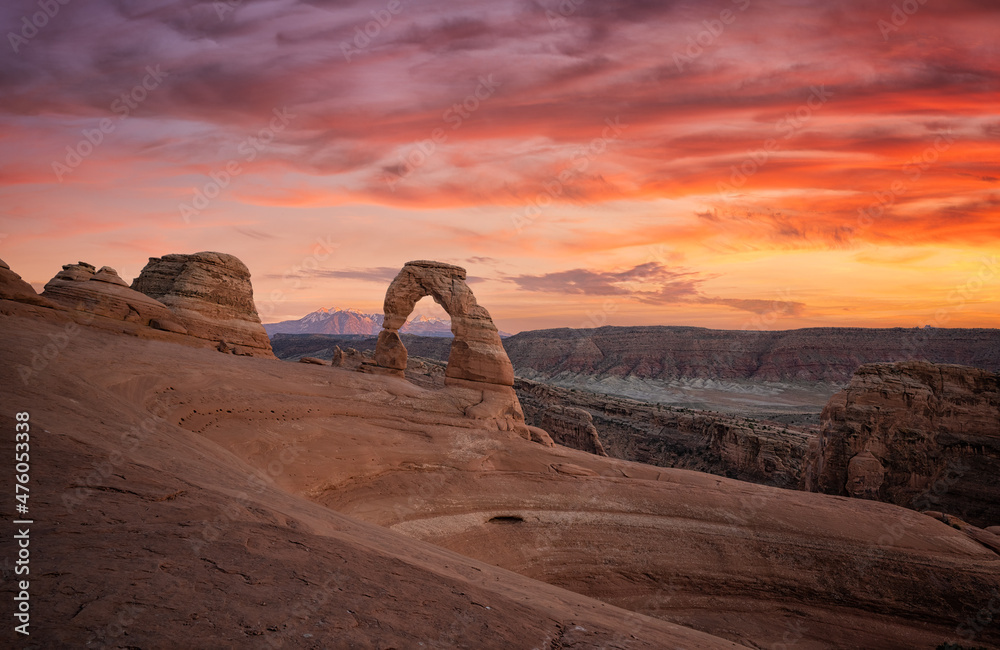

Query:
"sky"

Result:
[[1, 0, 998, 334]]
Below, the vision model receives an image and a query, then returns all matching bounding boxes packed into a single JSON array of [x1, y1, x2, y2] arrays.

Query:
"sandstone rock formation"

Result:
[[518, 377, 811, 488], [802, 361, 1000, 527], [538, 405, 608, 456], [131, 252, 273, 357], [371, 260, 513, 386], [0, 256, 57, 307], [274, 333, 815, 485], [4, 288, 1000, 648], [41, 262, 178, 324], [1, 311, 734, 649], [364, 261, 530, 438]]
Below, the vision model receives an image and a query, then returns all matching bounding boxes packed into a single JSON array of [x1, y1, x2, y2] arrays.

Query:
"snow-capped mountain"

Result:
[[263, 308, 454, 337]]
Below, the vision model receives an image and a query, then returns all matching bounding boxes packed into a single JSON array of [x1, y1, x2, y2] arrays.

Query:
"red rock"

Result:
[[42, 262, 176, 324], [375, 260, 513, 386], [846, 449, 885, 499], [0, 257, 57, 307], [539, 405, 608, 456], [3, 309, 999, 649], [149, 317, 188, 334], [801, 361, 1000, 527], [131, 252, 273, 357]]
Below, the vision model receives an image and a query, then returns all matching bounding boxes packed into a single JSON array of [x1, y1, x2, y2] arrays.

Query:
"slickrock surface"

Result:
[[2, 308, 999, 648], [41, 262, 178, 324], [0, 313, 742, 650], [131, 252, 273, 357], [802, 361, 1000, 528]]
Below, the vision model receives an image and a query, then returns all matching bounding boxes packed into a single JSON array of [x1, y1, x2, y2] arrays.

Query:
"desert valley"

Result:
[[1, 252, 998, 649]]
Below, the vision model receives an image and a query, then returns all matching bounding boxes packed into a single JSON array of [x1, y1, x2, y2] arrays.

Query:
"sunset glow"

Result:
[[1, 0, 997, 332]]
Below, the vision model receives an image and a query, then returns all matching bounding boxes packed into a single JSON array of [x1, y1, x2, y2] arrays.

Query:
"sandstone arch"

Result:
[[372, 260, 514, 387]]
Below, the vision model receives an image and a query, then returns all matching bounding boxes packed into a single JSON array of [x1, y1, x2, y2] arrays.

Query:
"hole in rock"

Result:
[[487, 515, 524, 524], [404, 297, 453, 338]]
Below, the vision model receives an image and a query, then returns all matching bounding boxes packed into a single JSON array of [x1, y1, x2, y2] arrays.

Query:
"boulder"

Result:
[[299, 356, 326, 365], [131, 252, 273, 358]]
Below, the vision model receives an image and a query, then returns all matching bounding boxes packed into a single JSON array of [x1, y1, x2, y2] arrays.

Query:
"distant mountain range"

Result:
[[264, 307, 456, 337]]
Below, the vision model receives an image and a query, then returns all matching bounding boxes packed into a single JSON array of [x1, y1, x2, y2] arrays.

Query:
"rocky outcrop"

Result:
[[131, 252, 273, 357], [0, 257, 58, 307], [518, 377, 811, 488], [801, 361, 1000, 527], [539, 405, 607, 456], [371, 260, 513, 386], [364, 261, 531, 438], [41, 262, 178, 324]]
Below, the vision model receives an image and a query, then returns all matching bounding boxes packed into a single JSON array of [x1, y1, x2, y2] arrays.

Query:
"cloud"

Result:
[[698, 297, 806, 317], [508, 262, 699, 298], [507, 262, 805, 314]]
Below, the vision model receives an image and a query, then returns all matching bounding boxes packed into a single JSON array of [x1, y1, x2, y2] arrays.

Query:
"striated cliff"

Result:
[[801, 361, 1000, 528], [503, 325, 1000, 383], [517, 378, 812, 488]]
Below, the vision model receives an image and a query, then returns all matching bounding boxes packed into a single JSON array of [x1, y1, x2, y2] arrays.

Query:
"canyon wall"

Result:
[[801, 361, 1000, 528]]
